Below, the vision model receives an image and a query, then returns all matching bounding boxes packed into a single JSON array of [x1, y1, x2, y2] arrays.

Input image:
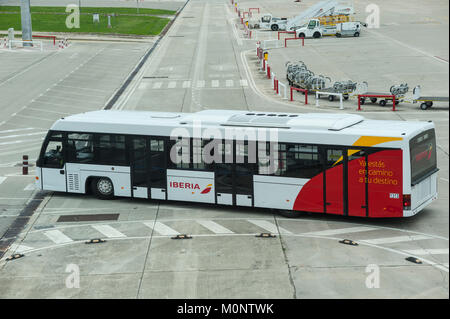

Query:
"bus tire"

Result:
[[271, 24, 279, 31], [278, 210, 303, 218], [343, 94, 349, 100], [354, 32, 360, 37], [313, 32, 321, 38], [328, 95, 334, 101], [426, 101, 433, 108], [370, 98, 377, 103], [298, 33, 305, 38], [92, 177, 114, 200], [379, 100, 387, 106], [420, 103, 428, 110], [360, 98, 365, 105]]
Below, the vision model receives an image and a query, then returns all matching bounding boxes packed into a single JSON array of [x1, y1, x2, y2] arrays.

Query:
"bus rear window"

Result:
[[410, 129, 437, 184]]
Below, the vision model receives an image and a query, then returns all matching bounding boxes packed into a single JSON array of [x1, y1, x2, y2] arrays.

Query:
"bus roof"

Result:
[[52, 110, 434, 143]]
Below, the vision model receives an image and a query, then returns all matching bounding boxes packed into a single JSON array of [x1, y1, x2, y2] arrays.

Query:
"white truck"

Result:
[[335, 21, 365, 37], [249, 14, 288, 31], [295, 19, 364, 38]]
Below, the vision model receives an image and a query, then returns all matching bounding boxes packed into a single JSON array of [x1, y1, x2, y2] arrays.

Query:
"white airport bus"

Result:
[[35, 110, 438, 218]]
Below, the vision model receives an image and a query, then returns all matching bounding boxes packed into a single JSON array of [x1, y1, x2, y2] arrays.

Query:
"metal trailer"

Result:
[[359, 84, 409, 106], [412, 85, 449, 110]]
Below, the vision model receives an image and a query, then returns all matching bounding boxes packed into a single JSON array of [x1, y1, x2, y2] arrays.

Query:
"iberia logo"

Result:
[[200, 184, 212, 194], [169, 182, 212, 195]]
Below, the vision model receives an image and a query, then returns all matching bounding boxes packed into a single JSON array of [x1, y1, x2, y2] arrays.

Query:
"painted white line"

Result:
[[303, 226, 377, 236], [0, 131, 46, 140], [24, 183, 35, 191], [55, 84, 109, 93], [0, 177, 6, 185], [197, 80, 205, 88], [91, 225, 126, 238], [138, 82, 148, 89], [240, 79, 248, 87], [0, 128, 34, 134], [152, 82, 162, 89], [363, 235, 431, 245], [182, 81, 191, 88], [248, 219, 292, 234], [403, 248, 449, 255], [226, 79, 234, 87], [144, 221, 179, 236], [0, 138, 44, 146], [211, 80, 219, 88], [9, 243, 34, 254], [197, 220, 234, 234], [168, 81, 177, 89], [44, 230, 73, 244]]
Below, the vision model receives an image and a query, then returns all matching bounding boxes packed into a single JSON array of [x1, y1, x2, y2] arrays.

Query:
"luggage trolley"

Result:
[[412, 85, 449, 110], [316, 80, 362, 101]]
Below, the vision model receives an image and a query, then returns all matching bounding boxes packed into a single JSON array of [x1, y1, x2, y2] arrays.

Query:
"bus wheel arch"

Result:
[[90, 176, 115, 200]]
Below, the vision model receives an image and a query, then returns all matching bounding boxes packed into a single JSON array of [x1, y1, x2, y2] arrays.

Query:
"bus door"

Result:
[[234, 140, 256, 207], [149, 137, 167, 200], [324, 149, 344, 215], [40, 132, 66, 191], [130, 137, 149, 199], [347, 149, 368, 217], [215, 140, 256, 207], [215, 141, 234, 205]]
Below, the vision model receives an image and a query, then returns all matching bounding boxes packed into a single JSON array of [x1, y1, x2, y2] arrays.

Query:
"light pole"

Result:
[[20, 0, 32, 47], [137, 0, 140, 14]]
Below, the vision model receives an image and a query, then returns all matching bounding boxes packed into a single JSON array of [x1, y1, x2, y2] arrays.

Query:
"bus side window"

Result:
[[67, 133, 94, 164], [43, 140, 64, 168], [96, 134, 127, 165]]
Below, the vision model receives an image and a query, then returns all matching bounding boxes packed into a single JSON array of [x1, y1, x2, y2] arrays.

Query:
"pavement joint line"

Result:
[[143, 221, 180, 236]]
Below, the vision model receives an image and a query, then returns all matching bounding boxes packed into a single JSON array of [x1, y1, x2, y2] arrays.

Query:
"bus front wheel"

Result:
[[92, 177, 114, 200]]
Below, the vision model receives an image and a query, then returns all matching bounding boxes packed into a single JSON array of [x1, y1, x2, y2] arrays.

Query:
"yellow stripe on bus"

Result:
[[333, 136, 403, 166]]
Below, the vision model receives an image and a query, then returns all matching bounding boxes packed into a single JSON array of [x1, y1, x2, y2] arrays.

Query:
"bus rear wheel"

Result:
[[278, 210, 304, 218], [92, 177, 114, 200]]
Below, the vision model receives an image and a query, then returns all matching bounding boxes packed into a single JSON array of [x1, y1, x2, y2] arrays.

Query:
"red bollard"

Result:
[[276, 80, 279, 94], [267, 66, 271, 79], [392, 96, 396, 111], [357, 95, 362, 111], [22, 155, 28, 175], [290, 87, 293, 101]]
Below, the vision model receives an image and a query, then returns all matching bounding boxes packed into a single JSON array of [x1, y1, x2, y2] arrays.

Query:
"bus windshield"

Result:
[[409, 129, 437, 184]]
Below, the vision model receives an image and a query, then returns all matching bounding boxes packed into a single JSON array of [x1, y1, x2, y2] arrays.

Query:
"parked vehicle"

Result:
[[336, 21, 366, 37]]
